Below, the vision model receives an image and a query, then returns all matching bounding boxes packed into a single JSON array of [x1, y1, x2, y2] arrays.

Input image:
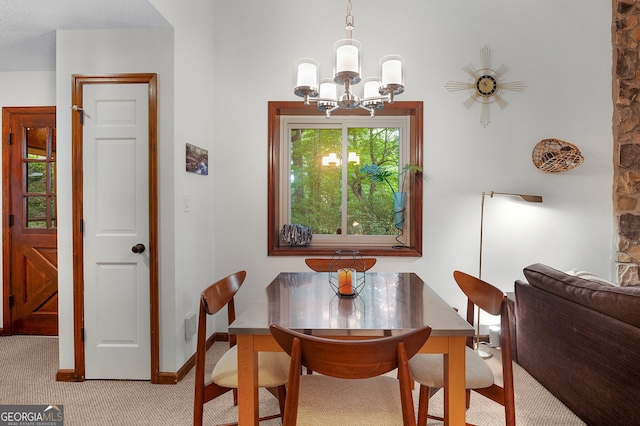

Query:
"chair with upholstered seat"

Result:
[[304, 257, 376, 272], [270, 323, 432, 426], [193, 271, 289, 425], [408, 270, 515, 426]]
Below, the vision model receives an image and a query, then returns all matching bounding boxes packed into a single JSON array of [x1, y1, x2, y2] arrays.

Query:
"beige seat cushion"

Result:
[[211, 346, 290, 388], [409, 346, 494, 389], [293, 375, 406, 425]]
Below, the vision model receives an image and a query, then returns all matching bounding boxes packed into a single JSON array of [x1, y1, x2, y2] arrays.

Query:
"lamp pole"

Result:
[[476, 191, 491, 359]]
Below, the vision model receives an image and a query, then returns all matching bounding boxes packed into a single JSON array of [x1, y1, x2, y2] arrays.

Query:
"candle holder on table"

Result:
[[328, 250, 366, 297]]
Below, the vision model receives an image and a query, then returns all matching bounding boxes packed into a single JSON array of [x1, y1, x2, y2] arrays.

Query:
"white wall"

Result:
[[212, 0, 614, 329], [147, 0, 216, 368], [0, 71, 56, 327], [55, 28, 177, 370]]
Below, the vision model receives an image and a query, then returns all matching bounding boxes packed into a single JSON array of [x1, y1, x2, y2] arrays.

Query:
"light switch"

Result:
[[184, 193, 191, 212]]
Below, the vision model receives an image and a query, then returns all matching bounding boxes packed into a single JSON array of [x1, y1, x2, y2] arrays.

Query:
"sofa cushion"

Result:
[[523, 263, 640, 328], [564, 268, 618, 286]]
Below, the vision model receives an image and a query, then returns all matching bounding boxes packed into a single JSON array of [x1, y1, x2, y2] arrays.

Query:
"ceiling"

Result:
[[0, 0, 171, 72]]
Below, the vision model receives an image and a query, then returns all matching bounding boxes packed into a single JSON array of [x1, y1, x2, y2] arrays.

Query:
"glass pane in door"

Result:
[[25, 127, 47, 159], [26, 161, 46, 193], [25, 196, 47, 228], [49, 163, 56, 194], [50, 128, 57, 160], [50, 197, 57, 228]]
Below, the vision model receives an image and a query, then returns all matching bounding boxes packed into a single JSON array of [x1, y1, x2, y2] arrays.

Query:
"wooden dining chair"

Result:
[[408, 270, 515, 426], [304, 257, 376, 272], [302, 256, 376, 375], [193, 271, 289, 426], [269, 323, 432, 426]]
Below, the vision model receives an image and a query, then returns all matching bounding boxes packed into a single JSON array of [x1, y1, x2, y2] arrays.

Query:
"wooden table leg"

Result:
[[443, 336, 466, 426], [237, 334, 259, 425]]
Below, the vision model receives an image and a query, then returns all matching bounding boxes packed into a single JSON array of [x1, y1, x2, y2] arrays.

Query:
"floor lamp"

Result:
[[476, 191, 543, 359]]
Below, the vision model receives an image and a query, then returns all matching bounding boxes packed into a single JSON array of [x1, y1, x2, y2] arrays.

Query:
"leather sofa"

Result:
[[514, 263, 640, 426]]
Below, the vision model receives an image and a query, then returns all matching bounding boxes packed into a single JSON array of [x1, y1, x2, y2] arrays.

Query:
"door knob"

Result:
[[132, 243, 146, 254]]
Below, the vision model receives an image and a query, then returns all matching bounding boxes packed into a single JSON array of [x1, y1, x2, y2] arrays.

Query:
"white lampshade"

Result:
[[322, 152, 341, 167], [319, 79, 338, 100], [348, 152, 360, 164], [294, 58, 319, 96], [333, 39, 362, 84], [363, 77, 382, 99], [380, 55, 404, 90]]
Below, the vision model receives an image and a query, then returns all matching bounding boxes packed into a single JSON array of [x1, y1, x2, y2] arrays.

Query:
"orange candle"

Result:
[[338, 268, 354, 295]]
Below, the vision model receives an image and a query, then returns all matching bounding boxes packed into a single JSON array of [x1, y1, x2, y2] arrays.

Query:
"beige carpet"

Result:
[[0, 336, 585, 425]]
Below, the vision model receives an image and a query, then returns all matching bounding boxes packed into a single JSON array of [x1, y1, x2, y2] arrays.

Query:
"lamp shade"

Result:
[[294, 58, 319, 97], [347, 151, 360, 164], [319, 79, 338, 101], [380, 55, 404, 95], [333, 39, 362, 84], [322, 152, 341, 167], [363, 77, 382, 99]]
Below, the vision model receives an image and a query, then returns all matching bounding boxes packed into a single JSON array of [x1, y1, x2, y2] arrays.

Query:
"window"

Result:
[[287, 119, 407, 240], [268, 101, 423, 256]]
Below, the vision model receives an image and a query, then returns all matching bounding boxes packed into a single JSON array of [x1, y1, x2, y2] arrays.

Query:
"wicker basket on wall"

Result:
[[532, 139, 584, 173]]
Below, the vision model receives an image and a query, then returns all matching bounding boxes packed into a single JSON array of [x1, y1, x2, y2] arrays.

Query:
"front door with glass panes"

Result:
[[3, 107, 57, 335]]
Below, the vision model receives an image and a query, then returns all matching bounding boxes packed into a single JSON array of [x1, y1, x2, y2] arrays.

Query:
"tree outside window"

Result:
[[290, 127, 402, 237]]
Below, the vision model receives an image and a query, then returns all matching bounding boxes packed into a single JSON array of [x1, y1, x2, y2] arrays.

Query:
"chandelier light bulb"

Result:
[[319, 79, 338, 101], [334, 39, 361, 84], [322, 152, 341, 167], [381, 58, 403, 86], [380, 55, 405, 97], [347, 151, 360, 164], [336, 45, 358, 73], [363, 77, 382, 99], [294, 58, 319, 100], [297, 63, 317, 87]]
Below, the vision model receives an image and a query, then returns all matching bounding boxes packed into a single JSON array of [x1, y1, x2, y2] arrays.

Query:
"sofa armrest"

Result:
[[515, 278, 640, 426]]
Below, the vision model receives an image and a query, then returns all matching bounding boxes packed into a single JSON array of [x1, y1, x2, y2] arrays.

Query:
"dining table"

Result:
[[228, 271, 475, 425]]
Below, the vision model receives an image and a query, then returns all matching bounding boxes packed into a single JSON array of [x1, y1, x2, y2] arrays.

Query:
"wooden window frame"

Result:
[[267, 101, 423, 257]]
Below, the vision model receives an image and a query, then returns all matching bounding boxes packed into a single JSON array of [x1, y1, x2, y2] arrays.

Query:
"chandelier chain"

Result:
[[345, 0, 354, 32]]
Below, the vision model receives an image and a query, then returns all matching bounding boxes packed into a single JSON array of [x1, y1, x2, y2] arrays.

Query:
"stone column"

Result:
[[614, 0, 640, 284]]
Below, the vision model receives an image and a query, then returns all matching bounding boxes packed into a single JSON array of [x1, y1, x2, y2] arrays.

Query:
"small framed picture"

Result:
[[186, 143, 208, 175]]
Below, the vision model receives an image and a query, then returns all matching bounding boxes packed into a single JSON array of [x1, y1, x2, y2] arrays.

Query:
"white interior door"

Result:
[[83, 83, 150, 379]]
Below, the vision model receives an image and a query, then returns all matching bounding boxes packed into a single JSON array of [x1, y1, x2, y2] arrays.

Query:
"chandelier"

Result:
[[294, 0, 405, 118]]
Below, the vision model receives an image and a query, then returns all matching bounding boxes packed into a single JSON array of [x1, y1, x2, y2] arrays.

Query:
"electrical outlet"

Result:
[[185, 312, 197, 339]]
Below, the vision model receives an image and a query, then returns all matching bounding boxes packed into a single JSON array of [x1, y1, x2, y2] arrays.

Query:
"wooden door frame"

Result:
[[68, 74, 159, 383], [2, 106, 57, 336]]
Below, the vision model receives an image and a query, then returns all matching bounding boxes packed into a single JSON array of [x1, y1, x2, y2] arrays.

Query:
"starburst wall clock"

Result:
[[445, 45, 526, 127]]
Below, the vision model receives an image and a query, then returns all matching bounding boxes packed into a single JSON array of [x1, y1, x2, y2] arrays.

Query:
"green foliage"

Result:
[[26, 160, 48, 228], [290, 128, 342, 234], [359, 164, 395, 193], [289, 126, 416, 236], [359, 163, 423, 194]]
